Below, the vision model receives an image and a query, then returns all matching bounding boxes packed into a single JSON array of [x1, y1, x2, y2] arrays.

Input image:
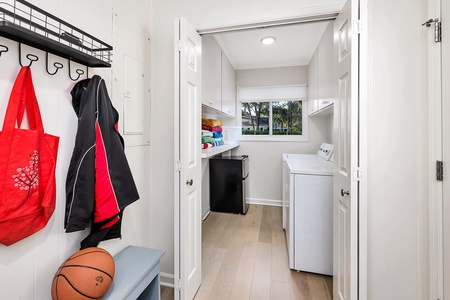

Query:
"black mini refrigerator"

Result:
[[209, 155, 249, 214]]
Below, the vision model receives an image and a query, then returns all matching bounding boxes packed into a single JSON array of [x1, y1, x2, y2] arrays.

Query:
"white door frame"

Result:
[[358, 0, 369, 298], [174, 18, 181, 299], [174, 2, 369, 299], [193, 5, 344, 35], [427, 0, 444, 299], [428, 0, 446, 298]]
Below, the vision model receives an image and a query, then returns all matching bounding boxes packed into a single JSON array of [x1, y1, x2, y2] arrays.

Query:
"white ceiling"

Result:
[[212, 21, 332, 70]]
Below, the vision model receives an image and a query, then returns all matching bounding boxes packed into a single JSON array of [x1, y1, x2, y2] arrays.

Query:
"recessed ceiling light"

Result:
[[261, 36, 276, 45]]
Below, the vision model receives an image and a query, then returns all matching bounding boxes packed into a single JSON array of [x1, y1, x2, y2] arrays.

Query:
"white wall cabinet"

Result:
[[308, 49, 319, 115], [317, 23, 334, 111], [202, 35, 236, 118], [221, 53, 236, 117], [202, 35, 222, 111], [308, 22, 335, 116]]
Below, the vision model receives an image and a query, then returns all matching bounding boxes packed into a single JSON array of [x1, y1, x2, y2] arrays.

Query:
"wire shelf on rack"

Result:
[[0, 0, 112, 67]]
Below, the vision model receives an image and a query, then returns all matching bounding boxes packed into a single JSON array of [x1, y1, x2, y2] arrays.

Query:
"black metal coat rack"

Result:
[[0, 0, 113, 80]]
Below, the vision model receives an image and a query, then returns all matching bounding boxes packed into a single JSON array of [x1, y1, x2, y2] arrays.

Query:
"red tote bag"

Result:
[[0, 66, 59, 246]]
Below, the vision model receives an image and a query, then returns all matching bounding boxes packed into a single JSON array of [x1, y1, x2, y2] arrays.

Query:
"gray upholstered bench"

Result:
[[103, 245, 165, 300]]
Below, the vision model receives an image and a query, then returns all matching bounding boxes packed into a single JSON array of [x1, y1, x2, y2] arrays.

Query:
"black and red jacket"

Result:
[[65, 75, 139, 248]]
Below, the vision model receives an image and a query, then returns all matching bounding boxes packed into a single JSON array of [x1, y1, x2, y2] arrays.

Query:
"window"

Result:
[[241, 100, 303, 135], [238, 85, 308, 141]]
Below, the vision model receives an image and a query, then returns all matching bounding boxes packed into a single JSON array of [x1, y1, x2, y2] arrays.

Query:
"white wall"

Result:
[[235, 65, 308, 87], [0, 0, 152, 298], [366, 0, 429, 298]]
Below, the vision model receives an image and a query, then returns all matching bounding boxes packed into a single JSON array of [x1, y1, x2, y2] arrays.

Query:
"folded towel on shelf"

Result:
[[202, 142, 215, 149], [212, 132, 222, 138], [202, 130, 213, 137], [202, 124, 222, 132], [213, 140, 224, 147], [202, 136, 214, 144], [214, 137, 223, 143], [202, 118, 223, 127]]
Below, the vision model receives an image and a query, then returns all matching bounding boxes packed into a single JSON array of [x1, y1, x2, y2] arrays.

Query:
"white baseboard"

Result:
[[202, 207, 211, 221], [247, 198, 282, 207], [160, 272, 174, 288]]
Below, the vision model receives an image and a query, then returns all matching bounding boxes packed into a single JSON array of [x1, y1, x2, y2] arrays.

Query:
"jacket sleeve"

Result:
[[65, 79, 96, 232]]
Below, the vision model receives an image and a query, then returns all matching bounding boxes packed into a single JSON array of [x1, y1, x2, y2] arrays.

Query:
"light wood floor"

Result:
[[161, 205, 332, 300]]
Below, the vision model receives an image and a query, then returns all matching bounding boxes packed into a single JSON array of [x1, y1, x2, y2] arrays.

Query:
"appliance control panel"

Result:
[[317, 143, 334, 161]]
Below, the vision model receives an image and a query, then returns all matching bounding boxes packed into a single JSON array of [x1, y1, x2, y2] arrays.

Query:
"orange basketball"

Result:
[[51, 247, 115, 300]]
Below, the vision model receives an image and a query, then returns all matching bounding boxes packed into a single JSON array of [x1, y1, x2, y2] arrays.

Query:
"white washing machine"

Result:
[[282, 143, 333, 229], [282, 143, 333, 275]]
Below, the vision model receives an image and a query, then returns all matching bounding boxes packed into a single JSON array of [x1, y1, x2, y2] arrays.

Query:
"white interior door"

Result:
[[333, 0, 359, 299], [174, 18, 202, 300]]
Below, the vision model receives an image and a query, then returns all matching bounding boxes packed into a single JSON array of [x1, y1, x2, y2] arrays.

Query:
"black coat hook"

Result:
[[46, 52, 63, 75], [0, 45, 8, 58], [68, 59, 85, 81], [18, 43, 38, 67]]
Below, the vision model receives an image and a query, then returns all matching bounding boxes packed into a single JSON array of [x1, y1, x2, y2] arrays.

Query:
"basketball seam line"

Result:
[[53, 274, 102, 300], [59, 264, 114, 280]]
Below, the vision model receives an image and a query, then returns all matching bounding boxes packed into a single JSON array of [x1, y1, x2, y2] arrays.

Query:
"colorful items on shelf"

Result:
[[202, 118, 224, 149]]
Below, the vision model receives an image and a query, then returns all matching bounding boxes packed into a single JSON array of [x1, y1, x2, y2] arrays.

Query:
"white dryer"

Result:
[[282, 143, 333, 275]]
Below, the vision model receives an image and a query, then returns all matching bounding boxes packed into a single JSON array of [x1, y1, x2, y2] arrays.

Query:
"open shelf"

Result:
[[0, 0, 112, 67], [309, 103, 334, 117], [201, 143, 239, 159]]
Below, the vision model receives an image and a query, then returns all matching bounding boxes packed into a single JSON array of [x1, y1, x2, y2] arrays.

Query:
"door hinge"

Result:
[[436, 20, 442, 42], [176, 279, 183, 291], [437, 160, 443, 181], [176, 160, 183, 172], [354, 19, 365, 34], [177, 40, 183, 52], [353, 167, 363, 181], [422, 18, 442, 42]]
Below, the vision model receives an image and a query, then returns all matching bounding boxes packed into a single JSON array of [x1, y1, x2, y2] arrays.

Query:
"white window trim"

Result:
[[238, 84, 309, 142]]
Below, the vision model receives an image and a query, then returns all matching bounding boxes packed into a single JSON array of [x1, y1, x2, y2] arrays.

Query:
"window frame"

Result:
[[238, 85, 309, 142]]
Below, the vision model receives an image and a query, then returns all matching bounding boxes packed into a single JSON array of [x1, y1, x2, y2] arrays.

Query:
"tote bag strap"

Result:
[[2, 67, 43, 133], [23, 68, 44, 133], [2, 67, 28, 131]]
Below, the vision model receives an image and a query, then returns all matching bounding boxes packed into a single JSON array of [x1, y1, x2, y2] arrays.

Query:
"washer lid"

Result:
[[282, 153, 316, 161], [287, 158, 333, 175], [282, 143, 334, 162]]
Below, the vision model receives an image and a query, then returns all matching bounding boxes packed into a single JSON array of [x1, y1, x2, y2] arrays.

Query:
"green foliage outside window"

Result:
[[241, 100, 303, 136]]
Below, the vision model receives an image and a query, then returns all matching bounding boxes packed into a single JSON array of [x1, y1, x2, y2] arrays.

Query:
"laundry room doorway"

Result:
[[174, 1, 365, 299]]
